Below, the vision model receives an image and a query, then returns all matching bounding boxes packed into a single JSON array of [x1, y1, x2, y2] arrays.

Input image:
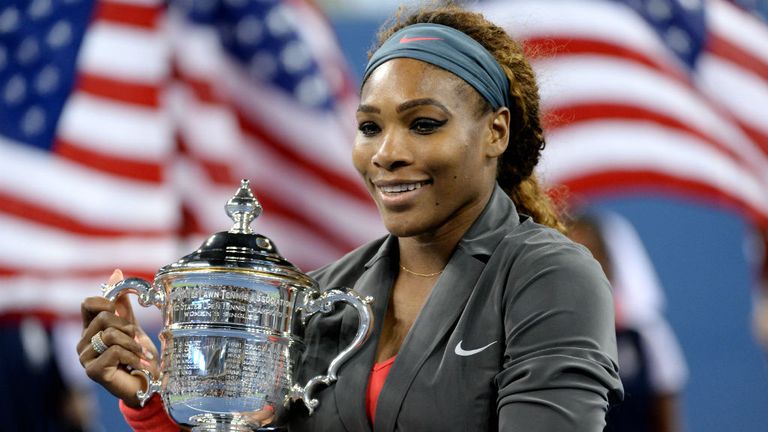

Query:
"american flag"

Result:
[[0, 0, 381, 323], [478, 0, 768, 227]]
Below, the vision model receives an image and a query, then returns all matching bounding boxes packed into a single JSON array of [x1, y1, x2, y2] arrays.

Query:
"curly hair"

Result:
[[370, 2, 566, 233]]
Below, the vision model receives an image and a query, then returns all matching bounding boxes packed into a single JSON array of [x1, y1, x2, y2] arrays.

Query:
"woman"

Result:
[[77, 4, 623, 431]]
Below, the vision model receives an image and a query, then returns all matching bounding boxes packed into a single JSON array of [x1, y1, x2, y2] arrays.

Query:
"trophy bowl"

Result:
[[101, 180, 373, 431]]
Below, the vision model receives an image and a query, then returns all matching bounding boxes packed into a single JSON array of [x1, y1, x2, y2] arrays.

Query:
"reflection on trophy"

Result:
[[101, 180, 373, 431]]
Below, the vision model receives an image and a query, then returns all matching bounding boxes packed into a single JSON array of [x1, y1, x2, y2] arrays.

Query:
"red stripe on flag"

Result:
[[544, 103, 752, 170], [0, 190, 168, 237], [93, 1, 161, 29], [562, 170, 768, 226], [176, 135, 236, 185], [77, 73, 161, 107], [706, 34, 768, 82], [734, 117, 768, 155], [179, 75, 218, 104], [179, 203, 204, 238], [524, 37, 689, 84], [55, 138, 164, 183], [198, 159, 240, 185]]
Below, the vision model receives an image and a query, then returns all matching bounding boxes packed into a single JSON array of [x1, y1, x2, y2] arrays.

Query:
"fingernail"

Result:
[[140, 358, 151, 368], [142, 347, 154, 360], [109, 269, 123, 283]]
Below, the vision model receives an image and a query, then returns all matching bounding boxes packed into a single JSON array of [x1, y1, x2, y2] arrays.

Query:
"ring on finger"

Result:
[[91, 330, 108, 355]]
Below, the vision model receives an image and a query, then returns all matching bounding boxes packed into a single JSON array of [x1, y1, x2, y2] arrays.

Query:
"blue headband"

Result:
[[363, 23, 511, 110]]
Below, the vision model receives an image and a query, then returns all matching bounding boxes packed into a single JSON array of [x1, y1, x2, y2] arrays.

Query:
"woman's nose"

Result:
[[371, 132, 411, 170]]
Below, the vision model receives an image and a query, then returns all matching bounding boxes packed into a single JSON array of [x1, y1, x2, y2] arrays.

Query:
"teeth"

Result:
[[380, 182, 424, 193]]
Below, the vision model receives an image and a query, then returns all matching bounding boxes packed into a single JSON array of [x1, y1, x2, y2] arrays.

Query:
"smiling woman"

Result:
[[354, 59, 504, 240], [77, 3, 623, 432]]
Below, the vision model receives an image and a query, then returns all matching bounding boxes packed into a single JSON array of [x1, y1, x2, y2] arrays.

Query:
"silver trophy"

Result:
[[102, 180, 373, 431]]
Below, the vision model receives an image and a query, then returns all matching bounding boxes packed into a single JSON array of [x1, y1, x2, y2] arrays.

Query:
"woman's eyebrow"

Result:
[[357, 104, 379, 113], [357, 98, 450, 114], [396, 98, 449, 114]]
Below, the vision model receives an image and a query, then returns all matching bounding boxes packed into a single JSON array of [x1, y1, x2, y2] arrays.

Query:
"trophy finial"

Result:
[[226, 179, 262, 234]]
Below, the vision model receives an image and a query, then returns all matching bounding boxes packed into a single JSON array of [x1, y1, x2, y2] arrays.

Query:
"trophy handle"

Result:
[[288, 288, 373, 414], [101, 277, 165, 308], [101, 277, 165, 407], [130, 368, 163, 407]]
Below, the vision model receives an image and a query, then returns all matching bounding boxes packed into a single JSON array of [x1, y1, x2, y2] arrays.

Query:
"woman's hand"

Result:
[[76, 269, 160, 408]]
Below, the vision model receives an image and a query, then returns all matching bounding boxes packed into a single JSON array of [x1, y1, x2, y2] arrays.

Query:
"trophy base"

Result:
[[189, 413, 262, 431], [191, 426, 252, 432]]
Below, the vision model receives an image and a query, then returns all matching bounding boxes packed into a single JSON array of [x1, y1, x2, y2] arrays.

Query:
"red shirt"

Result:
[[365, 355, 396, 424]]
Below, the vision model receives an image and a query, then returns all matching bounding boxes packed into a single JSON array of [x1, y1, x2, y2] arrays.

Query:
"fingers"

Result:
[[80, 329, 143, 372], [80, 269, 123, 328], [81, 342, 147, 405], [77, 310, 139, 358], [78, 318, 150, 402], [81, 296, 114, 330], [77, 269, 156, 405], [102, 326, 145, 357]]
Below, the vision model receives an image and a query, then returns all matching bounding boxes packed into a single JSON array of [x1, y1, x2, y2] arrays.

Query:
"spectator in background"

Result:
[[749, 228, 768, 352], [569, 211, 688, 432], [0, 317, 93, 431]]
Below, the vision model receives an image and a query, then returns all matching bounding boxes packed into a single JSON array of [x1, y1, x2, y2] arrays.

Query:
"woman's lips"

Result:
[[373, 180, 431, 206]]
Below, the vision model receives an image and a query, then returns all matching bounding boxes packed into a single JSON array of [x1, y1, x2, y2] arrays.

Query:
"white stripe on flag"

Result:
[[0, 215, 177, 272], [0, 137, 178, 231], [77, 20, 169, 83], [58, 92, 174, 161]]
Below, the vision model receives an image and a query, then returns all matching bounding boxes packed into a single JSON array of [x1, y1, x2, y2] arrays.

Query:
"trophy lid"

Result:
[[157, 179, 315, 287]]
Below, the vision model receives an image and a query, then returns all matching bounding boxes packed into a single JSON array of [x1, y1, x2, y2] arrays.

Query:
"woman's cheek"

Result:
[[351, 141, 370, 176]]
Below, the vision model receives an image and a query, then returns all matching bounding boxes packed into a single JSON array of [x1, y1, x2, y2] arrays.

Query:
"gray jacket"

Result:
[[288, 186, 623, 431]]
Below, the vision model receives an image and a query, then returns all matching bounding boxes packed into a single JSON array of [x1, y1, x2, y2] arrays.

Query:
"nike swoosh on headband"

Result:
[[454, 340, 498, 357], [399, 36, 443, 43]]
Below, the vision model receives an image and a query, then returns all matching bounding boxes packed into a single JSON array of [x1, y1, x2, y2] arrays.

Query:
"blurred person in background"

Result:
[[569, 211, 688, 432], [0, 317, 93, 431], [750, 228, 768, 352]]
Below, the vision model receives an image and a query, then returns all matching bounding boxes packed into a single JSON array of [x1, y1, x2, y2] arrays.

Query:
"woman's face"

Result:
[[353, 58, 509, 239]]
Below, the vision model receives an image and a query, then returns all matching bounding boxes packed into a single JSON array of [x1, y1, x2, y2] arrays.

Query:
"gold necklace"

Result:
[[400, 265, 443, 278]]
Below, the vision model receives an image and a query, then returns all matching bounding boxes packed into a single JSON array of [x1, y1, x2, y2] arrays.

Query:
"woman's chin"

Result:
[[381, 219, 426, 239]]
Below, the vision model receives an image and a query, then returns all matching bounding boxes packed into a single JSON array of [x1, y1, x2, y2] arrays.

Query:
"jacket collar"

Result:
[[456, 183, 521, 258]]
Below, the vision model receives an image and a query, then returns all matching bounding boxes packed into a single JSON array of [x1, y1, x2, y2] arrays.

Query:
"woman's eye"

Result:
[[358, 121, 380, 137], [411, 118, 446, 134]]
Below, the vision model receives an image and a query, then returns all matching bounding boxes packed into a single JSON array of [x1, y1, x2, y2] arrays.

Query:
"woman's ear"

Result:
[[486, 107, 510, 158]]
